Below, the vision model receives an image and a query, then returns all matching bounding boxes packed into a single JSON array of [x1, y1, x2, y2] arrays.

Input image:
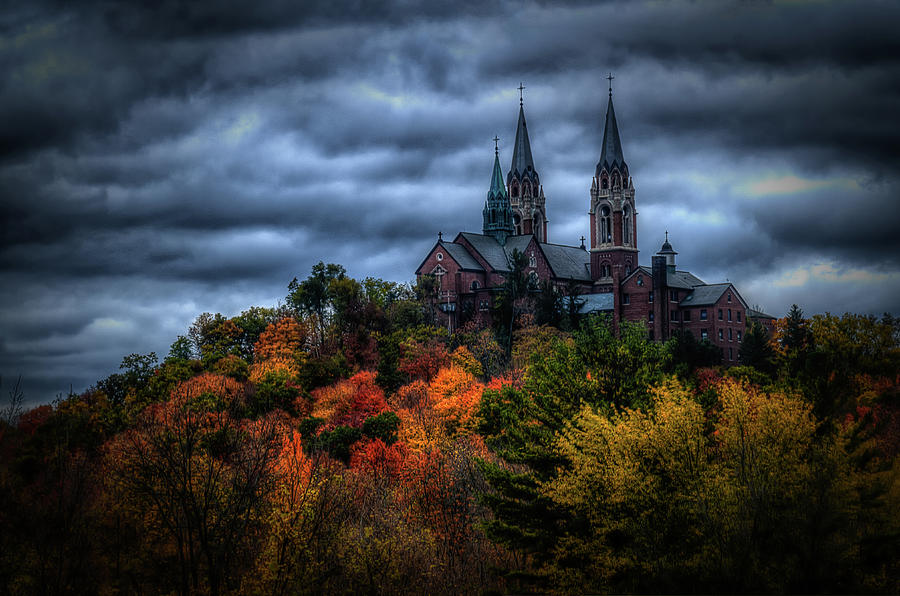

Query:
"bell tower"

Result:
[[589, 74, 637, 283], [507, 84, 548, 242]]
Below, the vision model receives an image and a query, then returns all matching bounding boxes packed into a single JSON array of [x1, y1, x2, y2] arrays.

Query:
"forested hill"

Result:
[[1, 262, 899, 594]]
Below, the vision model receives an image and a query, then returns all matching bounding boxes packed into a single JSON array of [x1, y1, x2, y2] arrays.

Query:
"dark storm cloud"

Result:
[[2, 0, 899, 406]]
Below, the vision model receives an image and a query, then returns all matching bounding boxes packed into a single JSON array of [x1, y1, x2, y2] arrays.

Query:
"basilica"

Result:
[[415, 82, 772, 362]]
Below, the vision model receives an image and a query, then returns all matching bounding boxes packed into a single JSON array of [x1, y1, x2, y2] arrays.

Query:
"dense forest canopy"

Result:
[[1, 262, 898, 594]]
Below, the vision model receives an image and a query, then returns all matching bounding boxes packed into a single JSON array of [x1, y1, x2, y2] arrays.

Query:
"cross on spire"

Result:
[[493, 135, 500, 154], [606, 72, 614, 96], [665, 230, 668, 242], [518, 82, 525, 105]]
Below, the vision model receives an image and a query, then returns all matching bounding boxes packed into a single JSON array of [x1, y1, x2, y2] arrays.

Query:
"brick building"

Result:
[[415, 81, 773, 359]]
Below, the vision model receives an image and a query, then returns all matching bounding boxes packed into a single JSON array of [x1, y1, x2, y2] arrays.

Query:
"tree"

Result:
[[739, 321, 775, 374], [492, 248, 533, 355], [287, 262, 347, 349]]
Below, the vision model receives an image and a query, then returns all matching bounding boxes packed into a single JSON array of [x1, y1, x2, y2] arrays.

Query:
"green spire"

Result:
[[484, 137, 514, 245]]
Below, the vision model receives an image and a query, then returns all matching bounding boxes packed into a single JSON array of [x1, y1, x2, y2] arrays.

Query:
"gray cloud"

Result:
[[1, 0, 898, 406]]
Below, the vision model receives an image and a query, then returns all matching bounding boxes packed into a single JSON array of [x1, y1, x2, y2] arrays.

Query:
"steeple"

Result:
[[596, 76, 627, 178], [483, 138, 514, 245], [509, 103, 536, 184], [657, 231, 677, 273], [506, 83, 548, 242]]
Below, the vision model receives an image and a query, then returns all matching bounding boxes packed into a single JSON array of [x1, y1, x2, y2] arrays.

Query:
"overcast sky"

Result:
[[2, 0, 899, 406]]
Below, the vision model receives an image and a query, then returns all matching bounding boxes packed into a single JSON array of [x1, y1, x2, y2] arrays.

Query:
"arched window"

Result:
[[601, 176, 609, 190], [513, 212, 522, 235], [523, 182, 531, 197], [625, 264, 632, 276], [601, 262, 611, 278], [471, 280, 480, 291], [600, 205, 611, 244], [613, 173, 620, 189], [623, 206, 632, 245], [511, 183, 518, 198], [529, 252, 537, 268]]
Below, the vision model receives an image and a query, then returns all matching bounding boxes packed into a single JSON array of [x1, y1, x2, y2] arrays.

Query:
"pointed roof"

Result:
[[596, 91, 627, 177], [488, 149, 506, 201], [508, 103, 537, 183]]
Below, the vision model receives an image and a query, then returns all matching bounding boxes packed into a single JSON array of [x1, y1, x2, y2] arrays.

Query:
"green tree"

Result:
[[287, 262, 347, 348], [739, 320, 775, 374]]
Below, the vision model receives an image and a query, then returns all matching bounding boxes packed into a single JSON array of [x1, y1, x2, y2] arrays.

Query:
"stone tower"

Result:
[[589, 75, 637, 283], [483, 138, 515, 245], [507, 85, 548, 242]]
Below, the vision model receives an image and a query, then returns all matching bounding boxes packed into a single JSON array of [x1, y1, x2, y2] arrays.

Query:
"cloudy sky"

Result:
[[2, 0, 899, 405]]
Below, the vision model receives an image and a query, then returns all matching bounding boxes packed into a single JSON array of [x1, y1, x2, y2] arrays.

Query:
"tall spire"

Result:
[[596, 75, 627, 177], [484, 138, 514, 245], [508, 91, 536, 184]]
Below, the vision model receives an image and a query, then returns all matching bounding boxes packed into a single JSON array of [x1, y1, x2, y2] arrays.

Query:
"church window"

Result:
[[727, 293, 732, 303], [700, 309, 708, 320], [625, 265, 632, 276], [529, 253, 537, 268], [601, 177, 608, 190], [623, 206, 632, 245], [601, 263, 611, 278], [436, 252, 443, 261], [529, 271, 539, 284], [600, 205, 611, 243], [636, 275, 643, 286], [511, 184, 519, 198], [523, 182, 531, 197], [622, 293, 630, 305], [471, 281, 480, 291]]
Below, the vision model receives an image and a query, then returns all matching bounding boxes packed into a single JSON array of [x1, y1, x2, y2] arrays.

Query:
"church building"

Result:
[[415, 80, 767, 363]]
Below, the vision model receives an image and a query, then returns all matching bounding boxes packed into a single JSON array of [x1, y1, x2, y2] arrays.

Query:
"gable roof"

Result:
[[540, 242, 591, 281], [748, 308, 776, 320], [679, 283, 731, 307], [575, 292, 614, 313], [414, 240, 484, 274], [630, 266, 706, 289], [458, 232, 516, 271]]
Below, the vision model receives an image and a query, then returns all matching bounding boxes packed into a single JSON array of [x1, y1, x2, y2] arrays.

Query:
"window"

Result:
[[671, 310, 678, 321], [737, 330, 742, 342], [649, 291, 654, 303], [700, 309, 708, 321], [649, 312, 654, 322], [478, 300, 489, 311], [718, 329, 724, 341], [701, 329, 708, 340], [624, 206, 632, 245], [436, 252, 443, 261], [670, 290, 679, 301], [622, 293, 630, 305], [737, 311, 742, 322], [471, 280, 480, 291], [625, 265, 632, 276], [683, 310, 691, 322], [529, 253, 537, 268], [727, 293, 732, 303], [718, 309, 723, 320], [600, 205, 611, 243], [601, 263, 611, 278], [637, 275, 644, 286], [728, 309, 732, 322], [728, 328, 733, 341]]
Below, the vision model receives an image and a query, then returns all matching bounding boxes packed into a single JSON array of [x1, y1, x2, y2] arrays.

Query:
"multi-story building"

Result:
[[415, 81, 773, 360]]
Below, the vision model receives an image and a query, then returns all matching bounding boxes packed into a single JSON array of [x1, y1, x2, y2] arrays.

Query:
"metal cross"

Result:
[[493, 135, 500, 153], [607, 72, 614, 95], [518, 82, 525, 104]]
